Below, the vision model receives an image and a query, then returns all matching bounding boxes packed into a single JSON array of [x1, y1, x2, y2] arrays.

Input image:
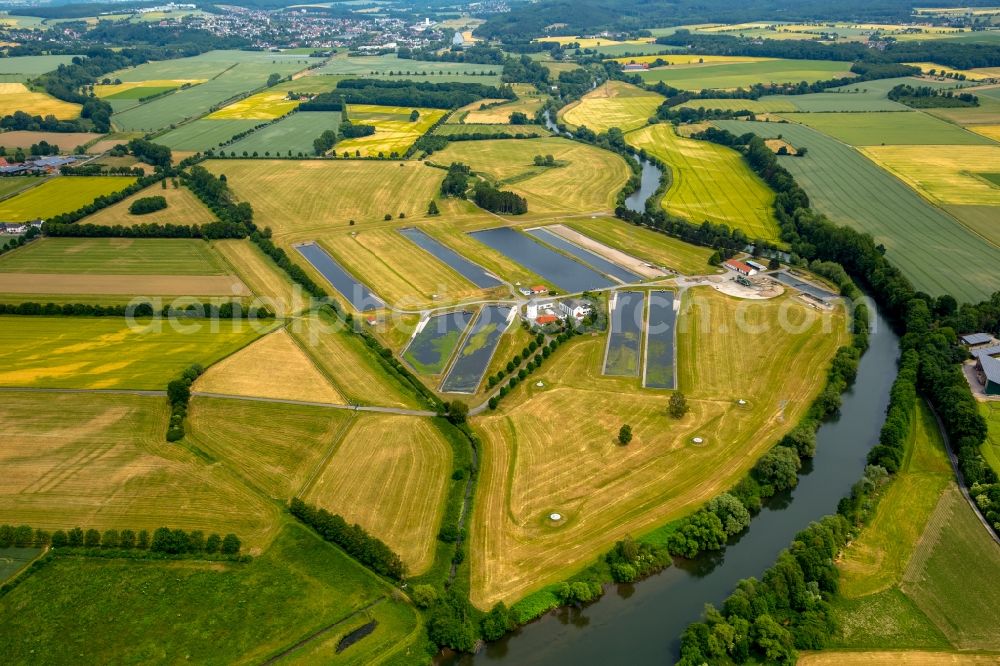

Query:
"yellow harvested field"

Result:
[[320, 227, 484, 307], [859, 145, 1000, 207], [627, 123, 780, 240], [432, 137, 630, 216], [0, 82, 79, 119], [559, 80, 663, 132], [611, 54, 775, 65], [906, 63, 995, 80], [288, 312, 423, 409], [969, 124, 1000, 141], [335, 104, 446, 157], [194, 329, 346, 404], [83, 182, 217, 227], [0, 273, 248, 296], [186, 396, 354, 500], [798, 652, 1000, 666], [0, 391, 280, 547], [470, 288, 847, 606], [204, 159, 445, 240], [206, 90, 300, 120], [461, 96, 545, 124], [213, 239, 302, 316], [0, 131, 100, 150], [93, 79, 204, 97], [535, 36, 649, 47], [305, 415, 451, 575]]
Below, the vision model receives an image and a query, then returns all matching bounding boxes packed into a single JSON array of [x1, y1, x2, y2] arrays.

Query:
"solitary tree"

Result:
[[427, 200, 440, 216], [669, 392, 689, 418], [618, 424, 633, 445]]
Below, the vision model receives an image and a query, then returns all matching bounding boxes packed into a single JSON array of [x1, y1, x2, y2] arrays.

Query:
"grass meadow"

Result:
[[0, 237, 229, 275], [558, 81, 664, 132], [0, 547, 40, 582], [435, 123, 550, 137], [469, 288, 847, 607], [433, 137, 630, 216], [561, 217, 718, 275], [980, 401, 1000, 476], [0, 177, 137, 221], [334, 105, 445, 157], [154, 118, 260, 151], [0, 391, 279, 544], [0, 55, 75, 81], [713, 120, 1000, 302], [627, 123, 780, 241], [81, 183, 218, 227], [204, 159, 444, 238], [0, 316, 267, 390], [639, 59, 853, 90], [305, 414, 452, 574], [205, 90, 299, 120], [459, 94, 545, 124], [0, 522, 422, 665]]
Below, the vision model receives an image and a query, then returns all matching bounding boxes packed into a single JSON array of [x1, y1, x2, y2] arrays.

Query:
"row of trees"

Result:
[[335, 79, 514, 110], [289, 498, 406, 580], [0, 300, 270, 319], [166, 364, 203, 442], [487, 329, 579, 410], [0, 524, 241, 555], [888, 83, 979, 108]]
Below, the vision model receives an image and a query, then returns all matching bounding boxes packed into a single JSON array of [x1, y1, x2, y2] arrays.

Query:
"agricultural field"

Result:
[[0, 176, 40, 199], [783, 111, 995, 145], [0, 391, 278, 545], [713, 120, 1000, 302], [534, 36, 653, 48], [627, 123, 780, 241], [434, 123, 550, 137], [314, 53, 502, 84], [213, 239, 302, 316], [225, 110, 341, 156], [206, 90, 300, 120], [432, 137, 630, 215], [0, 55, 75, 82], [154, 118, 260, 152], [195, 329, 346, 404], [0, 547, 39, 582], [0, 82, 79, 119], [305, 414, 451, 574], [611, 54, 776, 66], [0, 522, 422, 664], [81, 182, 218, 227], [558, 80, 664, 132], [800, 653, 1000, 666], [204, 159, 444, 238], [0, 316, 267, 390], [0, 176, 136, 222], [470, 288, 847, 606], [458, 95, 545, 124], [639, 59, 854, 90], [289, 311, 425, 409], [319, 227, 484, 307], [0, 131, 100, 152], [334, 105, 445, 157], [0, 237, 229, 275], [859, 144, 1000, 246]]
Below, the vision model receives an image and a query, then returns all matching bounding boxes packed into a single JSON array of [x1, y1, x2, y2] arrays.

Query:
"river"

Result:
[[449, 302, 899, 664]]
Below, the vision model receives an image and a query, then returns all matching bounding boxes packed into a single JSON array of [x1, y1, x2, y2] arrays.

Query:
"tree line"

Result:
[[334, 79, 514, 110], [399, 45, 505, 65], [166, 364, 203, 442], [888, 83, 979, 108], [473, 181, 528, 215], [0, 523, 241, 556], [0, 300, 270, 319], [289, 498, 406, 580]]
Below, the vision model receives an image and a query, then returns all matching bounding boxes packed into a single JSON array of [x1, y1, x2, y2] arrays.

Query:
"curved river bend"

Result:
[[450, 304, 899, 664]]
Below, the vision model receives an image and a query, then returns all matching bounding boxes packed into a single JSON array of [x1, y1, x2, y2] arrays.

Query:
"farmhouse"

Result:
[[520, 285, 548, 296], [723, 259, 758, 277], [976, 353, 1000, 396], [746, 259, 768, 273], [536, 314, 559, 325], [622, 63, 650, 71], [559, 297, 593, 320]]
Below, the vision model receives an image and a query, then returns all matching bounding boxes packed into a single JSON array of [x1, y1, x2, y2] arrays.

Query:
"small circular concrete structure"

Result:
[[536, 381, 544, 388], [550, 513, 562, 521], [692, 437, 704, 444], [738, 399, 747, 405]]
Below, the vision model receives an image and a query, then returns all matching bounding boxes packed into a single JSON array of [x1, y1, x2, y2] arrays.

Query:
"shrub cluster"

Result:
[[338, 121, 376, 138], [166, 364, 204, 442], [289, 498, 406, 580], [473, 181, 527, 215], [129, 195, 168, 215]]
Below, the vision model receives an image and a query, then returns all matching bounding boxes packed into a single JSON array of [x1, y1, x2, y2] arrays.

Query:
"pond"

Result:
[[526, 227, 642, 285], [403, 310, 475, 375], [295, 242, 383, 312], [441, 305, 514, 394], [603, 290, 644, 376], [623, 157, 663, 215], [643, 290, 676, 389], [399, 227, 502, 289]]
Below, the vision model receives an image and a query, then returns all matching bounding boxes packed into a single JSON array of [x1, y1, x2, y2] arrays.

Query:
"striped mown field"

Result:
[[559, 80, 664, 132]]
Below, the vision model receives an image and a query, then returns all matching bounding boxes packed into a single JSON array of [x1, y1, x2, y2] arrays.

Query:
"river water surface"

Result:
[[450, 303, 898, 664]]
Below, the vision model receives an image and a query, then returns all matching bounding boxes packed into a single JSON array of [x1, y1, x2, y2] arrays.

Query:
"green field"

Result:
[[155, 118, 260, 151], [639, 59, 853, 90], [0, 238, 229, 275], [783, 111, 995, 145], [0, 547, 40, 582], [981, 401, 1000, 476], [0, 176, 40, 199], [713, 120, 1000, 302], [0, 55, 76, 82], [226, 111, 342, 156], [627, 123, 780, 241], [0, 317, 267, 389], [0, 523, 422, 664], [562, 217, 718, 275], [315, 53, 502, 84], [0, 177, 137, 222]]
